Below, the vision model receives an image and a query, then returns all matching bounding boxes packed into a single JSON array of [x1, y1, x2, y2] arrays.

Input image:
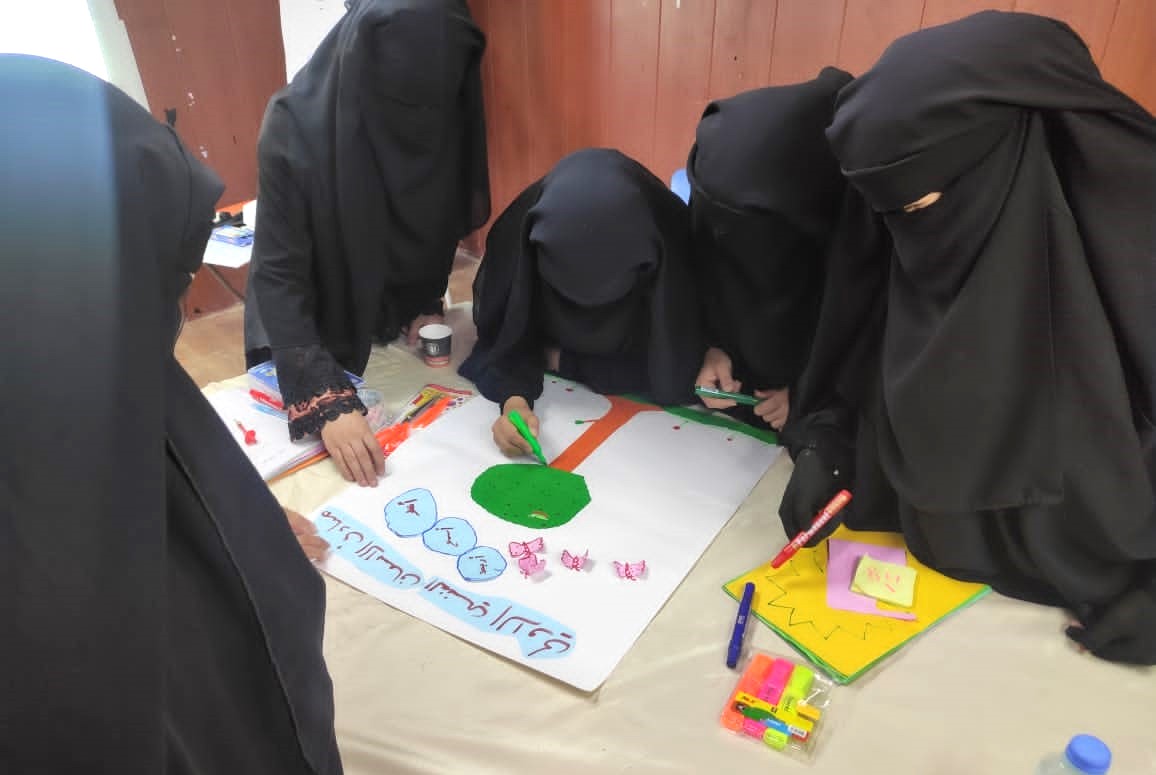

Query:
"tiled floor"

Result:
[[178, 251, 480, 387]]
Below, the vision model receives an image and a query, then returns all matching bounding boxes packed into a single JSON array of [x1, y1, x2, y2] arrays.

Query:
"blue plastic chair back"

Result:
[[670, 168, 690, 204]]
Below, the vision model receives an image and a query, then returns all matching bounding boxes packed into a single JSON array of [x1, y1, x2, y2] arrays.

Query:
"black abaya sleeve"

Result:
[[460, 182, 547, 409], [778, 189, 892, 540], [247, 130, 365, 439], [557, 350, 650, 396]]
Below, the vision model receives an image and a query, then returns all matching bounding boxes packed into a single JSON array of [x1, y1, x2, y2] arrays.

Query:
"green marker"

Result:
[[695, 385, 761, 407], [508, 410, 547, 465]]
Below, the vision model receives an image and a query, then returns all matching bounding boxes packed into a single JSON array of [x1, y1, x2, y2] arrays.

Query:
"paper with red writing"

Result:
[[852, 555, 917, 607], [826, 539, 916, 621]]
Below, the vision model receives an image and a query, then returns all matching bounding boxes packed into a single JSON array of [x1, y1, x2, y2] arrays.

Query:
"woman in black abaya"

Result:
[[245, 0, 489, 487], [782, 11, 1156, 663], [0, 56, 341, 772], [460, 148, 704, 456], [686, 68, 851, 430]]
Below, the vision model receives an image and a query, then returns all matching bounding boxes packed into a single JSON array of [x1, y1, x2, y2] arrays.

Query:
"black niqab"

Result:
[[686, 67, 851, 390], [786, 12, 1156, 663], [460, 148, 704, 407], [0, 56, 341, 772], [245, 0, 489, 406]]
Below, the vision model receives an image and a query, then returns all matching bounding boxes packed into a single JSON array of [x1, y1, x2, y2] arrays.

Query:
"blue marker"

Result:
[[727, 582, 756, 669]]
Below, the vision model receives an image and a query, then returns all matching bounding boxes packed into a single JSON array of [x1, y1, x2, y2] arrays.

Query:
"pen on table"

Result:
[[770, 489, 853, 569], [233, 420, 258, 446], [400, 393, 434, 424], [727, 581, 756, 669], [694, 385, 761, 407], [508, 410, 547, 465]]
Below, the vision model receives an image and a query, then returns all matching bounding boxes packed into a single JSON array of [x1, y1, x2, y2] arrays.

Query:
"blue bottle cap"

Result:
[[1066, 734, 1111, 774]]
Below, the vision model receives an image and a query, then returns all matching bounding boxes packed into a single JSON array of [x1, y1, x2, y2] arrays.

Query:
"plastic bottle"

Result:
[[1036, 735, 1112, 774]]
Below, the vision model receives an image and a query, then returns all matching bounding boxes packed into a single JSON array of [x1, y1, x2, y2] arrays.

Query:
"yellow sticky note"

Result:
[[851, 555, 917, 607]]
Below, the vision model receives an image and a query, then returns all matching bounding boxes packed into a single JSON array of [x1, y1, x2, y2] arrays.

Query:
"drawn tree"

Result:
[[470, 396, 661, 529]]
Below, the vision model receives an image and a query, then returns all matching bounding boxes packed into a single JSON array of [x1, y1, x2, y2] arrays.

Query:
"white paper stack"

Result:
[[206, 388, 324, 480]]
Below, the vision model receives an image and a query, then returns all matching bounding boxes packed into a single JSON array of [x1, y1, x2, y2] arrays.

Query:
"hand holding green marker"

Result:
[[508, 410, 547, 465], [695, 385, 761, 407]]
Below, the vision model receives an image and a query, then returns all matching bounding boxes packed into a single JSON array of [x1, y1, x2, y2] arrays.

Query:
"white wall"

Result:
[[0, 0, 148, 109], [279, 0, 347, 81], [87, 0, 149, 109]]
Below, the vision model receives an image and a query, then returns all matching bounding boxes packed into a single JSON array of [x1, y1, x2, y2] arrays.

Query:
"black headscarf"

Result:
[[686, 67, 852, 390], [460, 148, 704, 407], [0, 57, 341, 772], [786, 12, 1156, 663], [245, 0, 489, 406]]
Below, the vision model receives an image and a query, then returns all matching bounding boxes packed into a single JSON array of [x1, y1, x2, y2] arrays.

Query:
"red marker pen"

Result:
[[770, 490, 852, 569], [249, 389, 284, 412]]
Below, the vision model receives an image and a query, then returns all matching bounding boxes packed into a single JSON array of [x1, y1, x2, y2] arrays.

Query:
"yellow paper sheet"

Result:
[[724, 526, 989, 682], [852, 555, 917, 607]]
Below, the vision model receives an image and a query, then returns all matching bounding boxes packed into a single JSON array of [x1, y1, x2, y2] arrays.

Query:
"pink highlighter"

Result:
[[757, 659, 795, 705]]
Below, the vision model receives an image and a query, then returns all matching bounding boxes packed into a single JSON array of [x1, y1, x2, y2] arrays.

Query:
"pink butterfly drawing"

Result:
[[561, 549, 589, 571], [508, 538, 545, 558], [518, 553, 547, 578], [613, 560, 647, 581]]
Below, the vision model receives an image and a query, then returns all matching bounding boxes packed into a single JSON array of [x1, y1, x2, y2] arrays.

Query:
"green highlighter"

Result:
[[508, 410, 547, 465], [695, 385, 761, 407]]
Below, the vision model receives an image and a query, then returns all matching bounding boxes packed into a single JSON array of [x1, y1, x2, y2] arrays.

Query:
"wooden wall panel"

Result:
[[652, 0, 718, 182], [707, 0, 779, 97], [114, 0, 286, 205], [524, 1, 570, 181], [116, 0, 286, 317], [1013, 0, 1119, 60], [838, 0, 924, 74], [223, 0, 288, 163], [471, 0, 1152, 240], [559, 0, 612, 151], [606, 0, 663, 167], [921, 0, 1013, 28], [768, 0, 846, 85], [161, 1, 255, 206], [479, 0, 534, 215], [1100, 0, 1156, 115]]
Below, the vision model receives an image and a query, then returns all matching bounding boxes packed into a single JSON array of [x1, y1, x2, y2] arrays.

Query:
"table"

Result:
[[208, 306, 1156, 774]]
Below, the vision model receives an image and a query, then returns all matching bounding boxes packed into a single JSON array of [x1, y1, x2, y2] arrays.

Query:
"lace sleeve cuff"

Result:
[[287, 386, 367, 440]]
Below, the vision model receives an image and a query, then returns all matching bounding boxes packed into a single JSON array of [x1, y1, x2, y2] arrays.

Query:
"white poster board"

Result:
[[309, 378, 780, 690]]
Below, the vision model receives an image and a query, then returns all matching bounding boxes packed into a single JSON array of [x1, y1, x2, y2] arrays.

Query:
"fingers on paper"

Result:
[[297, 533, 331, 562], [284, 508, 316, 536], [331, 447, 356, 483], [283, 508, 329, 560], [346, 437, 381, 488]]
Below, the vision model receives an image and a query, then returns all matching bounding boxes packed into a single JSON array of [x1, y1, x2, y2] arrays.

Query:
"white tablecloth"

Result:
[[210, 306, 1156, 774]]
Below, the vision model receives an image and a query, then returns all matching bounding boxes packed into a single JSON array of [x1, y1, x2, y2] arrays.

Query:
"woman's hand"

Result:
[[284, 508, 330, 562], [492, 396, 540, 457], [320, 411, 384, 487], [405, 312, 446, 347], [754, 388, 790, 431], [696, 347, 741, 408]]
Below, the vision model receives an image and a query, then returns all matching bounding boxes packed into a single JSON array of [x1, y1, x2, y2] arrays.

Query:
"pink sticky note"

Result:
[[826, 539, 917, 621]]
